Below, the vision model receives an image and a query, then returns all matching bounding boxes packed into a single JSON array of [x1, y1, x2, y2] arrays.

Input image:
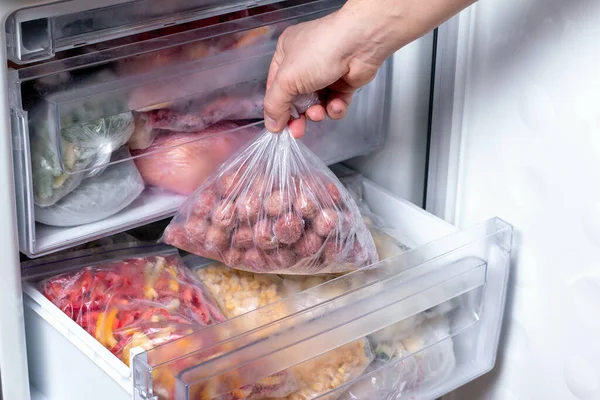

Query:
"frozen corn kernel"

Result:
[[286, 339, 373, 399]]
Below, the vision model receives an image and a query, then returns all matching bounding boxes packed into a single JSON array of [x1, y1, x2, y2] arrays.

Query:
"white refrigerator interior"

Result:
[[0, 0, 523, 399], [438, 1, 600, 399]]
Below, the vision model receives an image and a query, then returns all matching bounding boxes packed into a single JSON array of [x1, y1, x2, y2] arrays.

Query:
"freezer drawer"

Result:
[[22, 177, 511, 400], [9, 0, 388, 257]]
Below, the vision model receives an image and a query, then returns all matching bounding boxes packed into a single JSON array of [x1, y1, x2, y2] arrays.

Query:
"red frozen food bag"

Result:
[[39, 248, 225, 366], [163, 126, 378, 275], [132, 122, 261, 195]]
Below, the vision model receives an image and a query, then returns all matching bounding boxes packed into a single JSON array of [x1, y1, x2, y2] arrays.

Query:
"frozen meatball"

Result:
[[264, 190, 291, 217], [213, 200, 236, 230], [338, 211, 354, 239], [186, 216, 211, 243], [237, 194, 261, 223], [243, 248, 268, 271], [223, 247, 245, 266], [266, 247, 297, 270], [248, 175, 268, 196], [325, 182, 343, 206], [205, 225, 230, 252], [294, 189, 318, 219], [254, 219, 278, 250], [218, 170, 243, 197], [295, 230, 324, 258], [191, 189, 217, 219], [313, 208, 339, 237], [322, 240, 342, 264], [232, 225, 254, 250], [274, 213, 304, 245], [163, 224, 189, 249]]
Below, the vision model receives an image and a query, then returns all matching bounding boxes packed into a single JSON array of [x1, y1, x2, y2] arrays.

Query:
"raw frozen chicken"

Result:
[[132, 122, 261, 195]]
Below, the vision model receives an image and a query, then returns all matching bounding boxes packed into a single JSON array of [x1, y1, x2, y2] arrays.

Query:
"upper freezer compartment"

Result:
[[6, 0, 311, 64], [10, 0, 389, 257]]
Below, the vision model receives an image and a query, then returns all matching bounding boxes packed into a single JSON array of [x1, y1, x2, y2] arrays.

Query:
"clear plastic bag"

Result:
[[35, 148, 145, 226], [194, 261, 334, 319], [31, 110, 135, 207], [283, 339, 374, 400], [132, 122, 261, 195], [341, 316, 456, 399], [163, 127, 378, 275], [39, 250, 225, 366]]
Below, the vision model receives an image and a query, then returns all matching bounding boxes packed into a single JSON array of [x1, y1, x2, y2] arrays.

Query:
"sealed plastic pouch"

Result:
[[35, 147, 145, 226], [38, 245, 225, 366], [132, 122, 261, 195], [164, 127, 378, 274]]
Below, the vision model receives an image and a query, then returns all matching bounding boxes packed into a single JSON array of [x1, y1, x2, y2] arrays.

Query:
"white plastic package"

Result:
[[35, 148, 145, 226], [341, 315, 456, 399]]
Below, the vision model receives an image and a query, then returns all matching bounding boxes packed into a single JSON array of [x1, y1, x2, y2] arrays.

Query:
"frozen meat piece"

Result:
[[133, 122, 260, 195], [164, 127, 378, 275], [35, 148, 145, 226]]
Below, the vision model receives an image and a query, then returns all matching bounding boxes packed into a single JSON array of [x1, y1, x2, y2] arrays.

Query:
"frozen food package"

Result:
[[35, 148, 145, 226], [282, 339, 374, 400], [31, 109, 135, 207], [163, 127, 378, 275], [129, 80, 309, 149], [341, 316, 456, 399], [194, 261, 334, 319], [39, 248, 225, 366], [132, 122, 261, 195]]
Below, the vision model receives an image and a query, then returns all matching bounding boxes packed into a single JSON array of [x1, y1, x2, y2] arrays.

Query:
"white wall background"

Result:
[[446, 0, 600, 399]]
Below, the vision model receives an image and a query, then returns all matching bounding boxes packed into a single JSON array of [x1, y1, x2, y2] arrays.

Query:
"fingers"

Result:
[[288, 115, 307, 139], [325, 91, 353, 120], [264, 70, 297, 132], [305, 104, 326, 122]]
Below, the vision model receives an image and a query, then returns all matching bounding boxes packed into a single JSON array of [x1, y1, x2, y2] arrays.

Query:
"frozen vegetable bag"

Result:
[[37, 245, 225, 366], [164, 126, 378, 275]]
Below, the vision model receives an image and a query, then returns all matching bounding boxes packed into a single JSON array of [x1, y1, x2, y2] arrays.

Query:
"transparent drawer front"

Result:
[[10, 0, 387, 257], [6, 0, 319, 64], [133, 218, 511, 400]]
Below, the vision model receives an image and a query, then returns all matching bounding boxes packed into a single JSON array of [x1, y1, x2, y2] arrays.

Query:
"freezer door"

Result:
[[430, 1, 600, 400]]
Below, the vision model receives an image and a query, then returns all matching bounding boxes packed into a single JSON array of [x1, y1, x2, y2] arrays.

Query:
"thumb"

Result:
[[264, 71, 297, 133]]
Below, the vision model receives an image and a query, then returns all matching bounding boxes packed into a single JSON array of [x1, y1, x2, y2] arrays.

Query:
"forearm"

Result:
[[336, 0, 477, 64]]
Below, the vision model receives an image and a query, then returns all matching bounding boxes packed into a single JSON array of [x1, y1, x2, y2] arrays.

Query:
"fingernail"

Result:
[[331, 105, 343, 115], [265, 116, 278, 132]]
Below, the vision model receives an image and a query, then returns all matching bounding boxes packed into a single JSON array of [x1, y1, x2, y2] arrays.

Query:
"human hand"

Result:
[[263, 0, 478, 138], [263, 10, 387, 138]]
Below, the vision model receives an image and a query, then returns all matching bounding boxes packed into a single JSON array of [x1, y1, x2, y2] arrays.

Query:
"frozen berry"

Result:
[[223, 247, 244, 266], [294, 190, 318, 219], [243, 248, 267, 271], [237, 194, 261, 223], [264, 190, 291, 217], [254, 219, 278, 250], [186, 217, 211, 243], [191, 189, 217, 219], [213, 200, 236, 230], [274, 213, 304, 244], [266, 247, 296, 270], [313, 208, 339, 237], [204, 225, 230, 252], [294, 230, 324, 258], [232, 225, 254, 250]]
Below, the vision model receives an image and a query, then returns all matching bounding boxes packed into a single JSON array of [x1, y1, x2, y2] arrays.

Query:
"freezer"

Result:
[[0, 0, 518, 400]]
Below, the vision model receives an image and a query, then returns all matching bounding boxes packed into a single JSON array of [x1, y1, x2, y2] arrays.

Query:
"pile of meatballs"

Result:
[[164, 163, 378, 274]]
